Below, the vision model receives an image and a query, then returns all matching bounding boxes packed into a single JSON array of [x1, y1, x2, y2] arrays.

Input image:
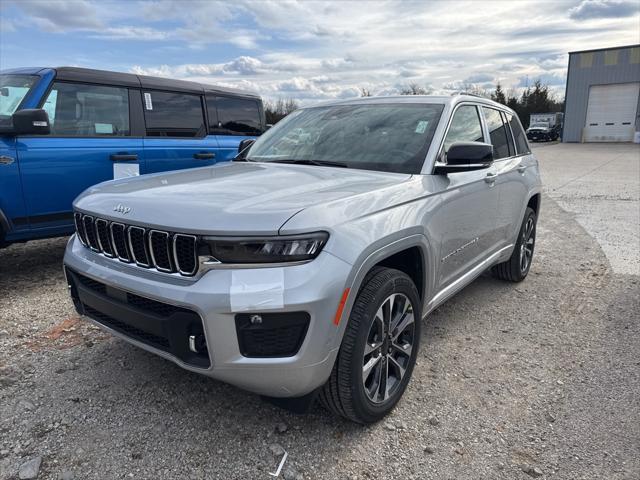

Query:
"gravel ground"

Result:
[[1, 158, 639, 479]]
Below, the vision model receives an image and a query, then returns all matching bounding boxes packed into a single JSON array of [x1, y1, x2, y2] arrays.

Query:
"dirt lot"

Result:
[[1, 144, 639, 480]]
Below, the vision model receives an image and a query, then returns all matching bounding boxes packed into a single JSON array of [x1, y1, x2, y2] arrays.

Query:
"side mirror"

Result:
[[234, 138, 256, 161], [10, 109, 51, 135], [434, 141, 493, 174]]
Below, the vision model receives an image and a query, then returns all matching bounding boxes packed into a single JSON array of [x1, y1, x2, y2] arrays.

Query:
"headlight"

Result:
[[201, 232, 329, 264]]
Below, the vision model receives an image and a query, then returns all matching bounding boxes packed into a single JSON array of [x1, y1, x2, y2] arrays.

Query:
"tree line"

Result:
[[265, 80, 564, 129], [393, 80, 564, 129]]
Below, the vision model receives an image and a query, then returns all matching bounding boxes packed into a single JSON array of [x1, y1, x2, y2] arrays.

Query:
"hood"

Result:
[[74, 161, 411, 235]]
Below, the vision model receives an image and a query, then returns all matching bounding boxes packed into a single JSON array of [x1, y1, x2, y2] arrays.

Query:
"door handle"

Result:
[[0, 155, 15, 165], [194, 152, 216, 160], [484, 172, 498, 184], [517, 165, 527, 174], [110, 153, 138, 162]]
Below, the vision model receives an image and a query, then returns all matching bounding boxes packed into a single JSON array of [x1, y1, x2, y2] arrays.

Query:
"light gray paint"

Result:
[[65, 95, 542, 397], [563, 45, 640, 143]]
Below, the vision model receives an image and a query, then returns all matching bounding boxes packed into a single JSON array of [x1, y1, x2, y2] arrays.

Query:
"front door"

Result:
[[17, 81, 143, 233], [141, 90, 219, 174], [0, 136, 27, 239], [429, 104, 501, 291]]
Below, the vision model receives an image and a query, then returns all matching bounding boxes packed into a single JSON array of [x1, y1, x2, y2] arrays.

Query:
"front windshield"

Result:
[[0, 75, 37, 123], [247, 103, 445, 174]]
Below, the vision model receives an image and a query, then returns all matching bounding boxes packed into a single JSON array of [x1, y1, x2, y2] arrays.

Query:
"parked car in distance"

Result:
[[64, 95, 541, 423], [0, 67, 265, 248]]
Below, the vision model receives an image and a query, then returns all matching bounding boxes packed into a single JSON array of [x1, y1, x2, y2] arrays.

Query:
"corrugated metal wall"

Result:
[[563, 45, 640, 142]]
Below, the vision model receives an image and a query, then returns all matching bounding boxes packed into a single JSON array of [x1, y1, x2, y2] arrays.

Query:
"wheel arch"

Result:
[[330, 232, 434, 349]]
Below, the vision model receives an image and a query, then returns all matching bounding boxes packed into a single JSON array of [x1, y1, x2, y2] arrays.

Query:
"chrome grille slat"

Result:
[[149, 230, 173, 272], [110, 222, 132, 263], [74, 212, 87, 246], [128, 226, 151, 268], [73, 212, 197, 277], [173, 234, 198, 276], [95, 219, 114, 258], [82, 215, 100, 252]]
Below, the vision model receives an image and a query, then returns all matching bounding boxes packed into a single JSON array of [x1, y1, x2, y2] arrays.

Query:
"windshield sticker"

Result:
[[144, 92, 153, 110], [415, 120, 429, 134], [95, 123, 113, 134]]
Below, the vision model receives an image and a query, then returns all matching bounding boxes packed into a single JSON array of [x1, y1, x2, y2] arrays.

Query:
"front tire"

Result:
[[492, 207, 537, 282], [320, 267, 421, 423]]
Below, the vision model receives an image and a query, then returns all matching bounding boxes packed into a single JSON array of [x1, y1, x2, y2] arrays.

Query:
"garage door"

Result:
[[583, 83, 639, 142]]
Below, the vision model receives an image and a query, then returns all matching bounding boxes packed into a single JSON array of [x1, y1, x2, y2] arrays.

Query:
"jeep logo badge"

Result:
[[113, 204, 131, 214]]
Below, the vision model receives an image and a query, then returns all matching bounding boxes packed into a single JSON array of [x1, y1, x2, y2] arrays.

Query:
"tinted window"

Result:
[[443, 105, 483, 151], [502, 111, 515, 155], [247, 103, 444, 174], [483, 107, 511, 159], [143, 91, 204, 137], [506, 112, 530, 154], [209, 95, 263, 135], [42, 82, 129, 136]]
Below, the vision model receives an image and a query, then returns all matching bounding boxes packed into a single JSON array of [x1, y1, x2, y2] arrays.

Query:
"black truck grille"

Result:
[[74, 212, 198, 276]]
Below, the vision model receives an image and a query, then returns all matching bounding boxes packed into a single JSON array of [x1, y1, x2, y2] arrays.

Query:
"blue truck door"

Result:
[[0, 136, 28, 240], [205, 93, 264, 162], [141, 90, 219, 174], [16, 81, 143, 233]]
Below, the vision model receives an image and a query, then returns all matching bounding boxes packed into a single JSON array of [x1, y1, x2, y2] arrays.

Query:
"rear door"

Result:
[[142, 90, 219, 174], [206, 94, 264, 162], [490, 109, 533, 246], [17, 81, 143, 233]]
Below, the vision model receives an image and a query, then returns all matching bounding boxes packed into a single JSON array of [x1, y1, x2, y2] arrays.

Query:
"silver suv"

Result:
[[64, 95, 541, 423]]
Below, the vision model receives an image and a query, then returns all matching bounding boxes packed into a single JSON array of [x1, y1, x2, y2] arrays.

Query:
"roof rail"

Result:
[[450, 91, 484, 98]]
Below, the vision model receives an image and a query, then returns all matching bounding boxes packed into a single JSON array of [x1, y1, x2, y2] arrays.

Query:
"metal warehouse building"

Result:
[[563, 44, 640, 143]]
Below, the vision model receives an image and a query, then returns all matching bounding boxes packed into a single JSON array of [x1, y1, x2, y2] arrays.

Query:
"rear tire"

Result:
[[319, 267, 421, 423], [492, 207, 537, 282]]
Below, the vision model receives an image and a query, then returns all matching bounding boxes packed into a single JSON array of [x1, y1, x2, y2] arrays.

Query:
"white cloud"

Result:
[[6, 0, 640, 103]]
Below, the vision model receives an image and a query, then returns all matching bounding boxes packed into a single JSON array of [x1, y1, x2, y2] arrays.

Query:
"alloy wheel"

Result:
[[362, 293, 416, 404], [519, 217, 535, 273]]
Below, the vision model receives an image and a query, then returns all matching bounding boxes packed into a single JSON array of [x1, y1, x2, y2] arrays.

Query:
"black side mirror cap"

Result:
[[234, 138, 256, 161], [10, 109, 51, 136], [434, 141, 493, 174]]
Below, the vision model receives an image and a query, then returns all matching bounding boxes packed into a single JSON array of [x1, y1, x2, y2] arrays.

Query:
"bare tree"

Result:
[[399, 83, 432, 95], [360, 87, 372, 97], [264, 97, 300, 124]]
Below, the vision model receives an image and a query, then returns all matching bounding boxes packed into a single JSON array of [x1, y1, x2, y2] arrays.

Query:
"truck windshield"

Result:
[[0, 75, 38, 124], [247, 103, 445, 174]]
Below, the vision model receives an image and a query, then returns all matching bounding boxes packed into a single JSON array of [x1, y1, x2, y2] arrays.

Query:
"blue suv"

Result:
[[0, 67, 265, 248]]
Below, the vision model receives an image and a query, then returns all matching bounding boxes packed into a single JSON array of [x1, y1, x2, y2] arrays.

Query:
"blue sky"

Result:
[[1, 0, 639, 103]]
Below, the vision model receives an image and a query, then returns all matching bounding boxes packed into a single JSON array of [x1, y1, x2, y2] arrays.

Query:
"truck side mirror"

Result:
[[10, 109, 51, 135]]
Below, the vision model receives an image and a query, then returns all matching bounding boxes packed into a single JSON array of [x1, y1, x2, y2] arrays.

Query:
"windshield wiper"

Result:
[[268, 159, 349, 168]]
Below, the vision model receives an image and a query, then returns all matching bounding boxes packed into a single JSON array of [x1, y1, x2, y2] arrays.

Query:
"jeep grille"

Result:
[[73, 212, 198, 276]]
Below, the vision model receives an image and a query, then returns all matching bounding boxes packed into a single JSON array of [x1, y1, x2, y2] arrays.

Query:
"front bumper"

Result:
[[63, 235, 353, 397]]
